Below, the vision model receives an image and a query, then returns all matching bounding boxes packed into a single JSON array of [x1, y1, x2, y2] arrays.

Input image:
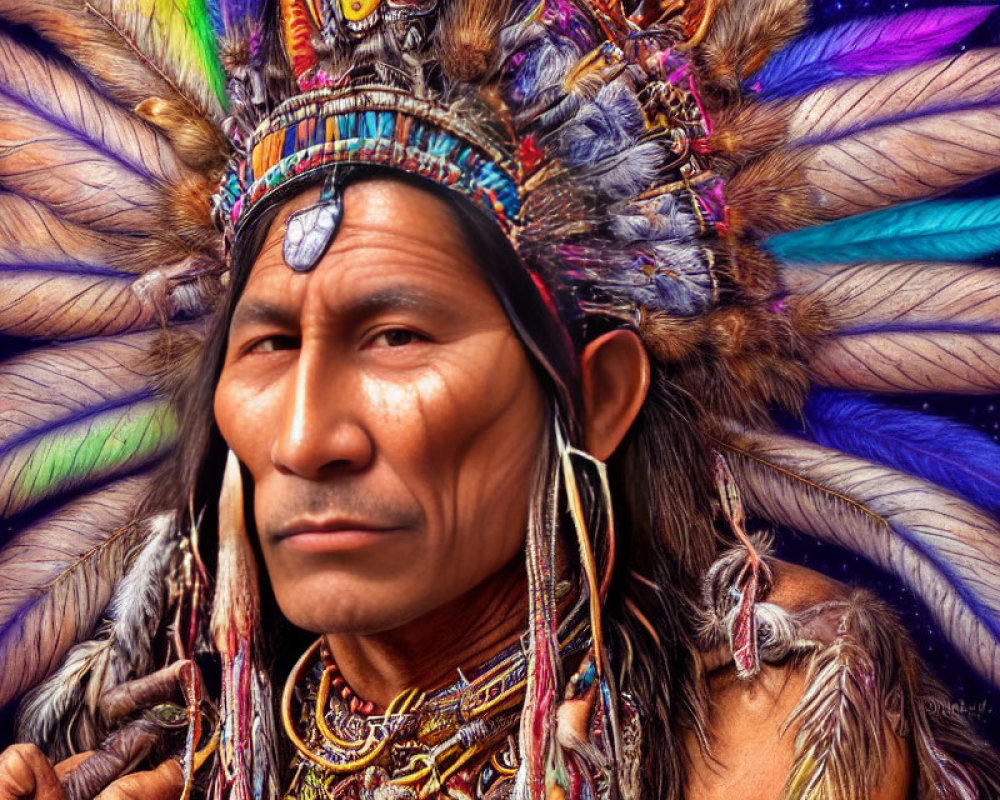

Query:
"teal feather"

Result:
[[765, 197, 1000, 264]]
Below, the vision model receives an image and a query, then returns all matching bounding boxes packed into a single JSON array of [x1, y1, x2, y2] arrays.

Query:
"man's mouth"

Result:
[[273, 518, 402, 553]]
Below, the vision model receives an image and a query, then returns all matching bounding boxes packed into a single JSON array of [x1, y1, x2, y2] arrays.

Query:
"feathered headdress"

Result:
[[2, 0, 1000, 796]]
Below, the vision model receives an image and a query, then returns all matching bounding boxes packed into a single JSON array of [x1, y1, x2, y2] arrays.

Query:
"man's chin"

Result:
[[272, 582, 434, 637]]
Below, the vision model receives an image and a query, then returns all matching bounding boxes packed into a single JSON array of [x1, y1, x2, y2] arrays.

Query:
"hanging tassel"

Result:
[[553, 420, 622, 796], [518, 425, 565, 800], [712, 452, 772, 679], [208, 450, 279, 800]]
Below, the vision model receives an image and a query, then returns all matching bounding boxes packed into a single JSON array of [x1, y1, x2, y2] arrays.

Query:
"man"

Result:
[[0, 173, 921, 800], [2, 0, 1000, 798]]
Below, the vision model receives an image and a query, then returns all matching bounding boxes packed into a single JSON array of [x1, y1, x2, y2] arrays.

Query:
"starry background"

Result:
[[2, 0, 1000, 766]]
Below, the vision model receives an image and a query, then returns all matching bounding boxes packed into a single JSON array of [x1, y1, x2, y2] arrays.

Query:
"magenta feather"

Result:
[[750, 6, 996, 98]]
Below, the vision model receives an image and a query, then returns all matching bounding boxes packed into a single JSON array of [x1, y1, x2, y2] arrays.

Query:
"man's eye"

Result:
[[372, 329, 423, 347], [248, 335, 298, 354]]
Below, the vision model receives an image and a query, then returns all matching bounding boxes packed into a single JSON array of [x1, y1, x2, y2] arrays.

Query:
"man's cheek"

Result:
[[215, 382, 276, 465]]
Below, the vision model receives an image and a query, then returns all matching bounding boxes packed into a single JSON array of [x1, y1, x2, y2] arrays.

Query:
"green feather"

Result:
[[175, 0, 227, 106], [765, 197, 1000, 264], [1, 399, 177, 519]]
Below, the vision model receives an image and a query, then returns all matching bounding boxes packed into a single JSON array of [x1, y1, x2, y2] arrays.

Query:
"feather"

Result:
[[800, 105, 1000, 220], [780, 261, 1000, 333], [0, 103, 166, 234], [0, 332, 158, 445], [15, 514, 177, 754], [782, 590, 1000, 799], [0, 395, 176, 521], [765, 197, 1000, 264], [797, 389, 1000, 518], [0, 476, 149, 708], [784, 260, 1000, 393], [210, 452, 280, 800], [782, 636, 887, 799], [85, 0, 225, 116], [0, 0, 218, 120], [0, 264, 213, 340], [809, 330, 1000, 394], [715, 427, 1000, 687], [784, 49, 1000, 145], [748, 6, 995, 99], [0, 32, 189, 187], [0, 194, 158, 273], [437, 0, 515, 82]]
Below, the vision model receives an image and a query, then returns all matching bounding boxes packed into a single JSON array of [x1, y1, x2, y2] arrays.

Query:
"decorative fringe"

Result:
[[709, 453, 773, 679], [517, 425, 563, 800], [516, 417, 624, 800], [555, 421, 621, 787]]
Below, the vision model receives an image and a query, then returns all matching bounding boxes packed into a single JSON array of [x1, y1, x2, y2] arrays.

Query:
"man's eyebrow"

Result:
[[346, 287, 447, 317], [229, 299, 299, 332], [229, 287, 449, 331]]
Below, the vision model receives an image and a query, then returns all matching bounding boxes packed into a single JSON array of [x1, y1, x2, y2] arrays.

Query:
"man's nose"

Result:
[[269, 346, 374, 478]]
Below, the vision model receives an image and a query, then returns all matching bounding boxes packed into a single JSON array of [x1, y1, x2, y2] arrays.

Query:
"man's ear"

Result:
[[580, 329, 650, 461]]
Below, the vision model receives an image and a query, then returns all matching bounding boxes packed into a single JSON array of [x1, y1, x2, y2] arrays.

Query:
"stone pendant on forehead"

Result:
[[282, 171, 345, 272]]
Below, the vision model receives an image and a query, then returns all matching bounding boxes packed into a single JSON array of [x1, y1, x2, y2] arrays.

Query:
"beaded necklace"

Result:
[[281, 614, 593, 799]]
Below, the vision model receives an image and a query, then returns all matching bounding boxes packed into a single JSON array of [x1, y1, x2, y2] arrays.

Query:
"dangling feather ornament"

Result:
[[209, 452, 279, 800]]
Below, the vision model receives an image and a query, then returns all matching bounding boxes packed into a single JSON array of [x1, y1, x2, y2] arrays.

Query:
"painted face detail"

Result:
[[215, 179, 547, 636], [339, 0, 380, 23]]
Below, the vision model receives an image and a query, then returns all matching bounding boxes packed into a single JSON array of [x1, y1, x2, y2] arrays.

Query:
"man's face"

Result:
[[214, 179, 547, 635]]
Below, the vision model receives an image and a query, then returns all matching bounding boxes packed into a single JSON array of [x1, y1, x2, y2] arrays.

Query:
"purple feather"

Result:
[[748, 5, 996, 99], [796, 389, 1000, 518]]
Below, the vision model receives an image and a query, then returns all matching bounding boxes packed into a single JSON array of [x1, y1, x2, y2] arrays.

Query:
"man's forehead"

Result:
[[244, 180, 476, 285], [261, 179, 469, 256], [232, 179, 497, 321]]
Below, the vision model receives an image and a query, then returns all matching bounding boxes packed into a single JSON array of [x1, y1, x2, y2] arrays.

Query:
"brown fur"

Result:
[[168, 173, 227, 256], [639, 310, 708, 364], [696, 0, 807, 97], [436, 0, 514, 83], [707, 101, 790, 168], [656, 304, 814, 429], [721, 240, 778, 299], [725, 151, 816, 236], [135, 98, 229, 173]]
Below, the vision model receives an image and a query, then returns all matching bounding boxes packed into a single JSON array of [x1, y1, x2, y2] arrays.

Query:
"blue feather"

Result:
[[747, 5, 996, 99], [795, 389, 1000, 518], [765, 197, 1000, 264]]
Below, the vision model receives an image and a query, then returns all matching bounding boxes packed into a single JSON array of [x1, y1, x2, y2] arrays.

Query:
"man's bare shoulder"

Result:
[[682, 560, 913, 800]]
